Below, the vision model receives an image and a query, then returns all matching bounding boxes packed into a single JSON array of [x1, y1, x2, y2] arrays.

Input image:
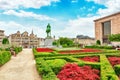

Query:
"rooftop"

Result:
[[94, 12, 120, 22]]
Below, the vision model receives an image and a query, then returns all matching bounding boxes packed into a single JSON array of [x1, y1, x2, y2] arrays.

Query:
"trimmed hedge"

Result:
[[46, 59, 67, 74], [85, 45, 113, 49], [114, 65, 120, 76], [35, 58, 58, 80], [100, 54, 119, 80], [14, 47, 22, 54], [0, 51, 11, 66]]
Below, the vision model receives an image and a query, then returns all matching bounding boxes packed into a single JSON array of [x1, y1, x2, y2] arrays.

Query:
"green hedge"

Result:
[[0, 51, 11, 66], [14, 47, 22, 54], [114, 65, 120, 76], [100, 54, 119, 80], [35, 58, 58, 80], [85, 45, 113, 49], [46, 59, 67, 74]]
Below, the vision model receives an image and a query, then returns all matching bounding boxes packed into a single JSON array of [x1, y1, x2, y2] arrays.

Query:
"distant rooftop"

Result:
[[94, 11, 120, 22], [76, 35, 94, 39], [0, 30, 4, 32]]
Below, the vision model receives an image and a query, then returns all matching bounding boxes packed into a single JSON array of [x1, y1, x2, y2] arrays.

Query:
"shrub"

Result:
[[114, 65, 120, 76], [100, 55, 119, 80], [57, 63, 100, 80], [35, 58, 58, 80], [0, 51, 11, 66], [46, 59, 67, 74], [14, 47, 22, 54], [109, 34, 120, 42], [96, 40, 101, 45], [85, 45, 113, 49]]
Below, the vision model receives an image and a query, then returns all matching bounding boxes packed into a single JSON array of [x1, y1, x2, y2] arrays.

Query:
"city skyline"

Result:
[[0, 0, 120, 38]]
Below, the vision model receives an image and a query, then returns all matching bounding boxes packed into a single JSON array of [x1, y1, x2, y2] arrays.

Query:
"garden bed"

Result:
[[33, 48, 120, 80], [59, 48, 101, 54], [78, 56, 99, 62], [36, 48, 54, 52]]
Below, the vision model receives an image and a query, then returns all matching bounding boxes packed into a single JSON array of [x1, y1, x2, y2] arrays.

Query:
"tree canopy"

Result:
[[2, 38, 9, 44], [59, 37, 74, 47], [109, 34, 120, 42]]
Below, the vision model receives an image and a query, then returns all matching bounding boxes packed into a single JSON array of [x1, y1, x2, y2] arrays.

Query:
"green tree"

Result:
[[96, 40, 101, 45], [59, 37, 73, 47], [52, 41, 57, 46], [109, 34, 120, 42], [2, 38, 9, 44]]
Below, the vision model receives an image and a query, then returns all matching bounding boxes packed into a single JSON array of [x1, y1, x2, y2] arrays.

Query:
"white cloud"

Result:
[[88, 6, 95, 12], [3, 10, 56, 21], [0, 0, 60, 10], [0, 21, 45, 38], [97, 0, 120, 17], [80, 6, 86, 11], [86, 0, 107, 5], [86, 0, 120, 17], [53, 16, 99, 38], [71, 0, 78, 3]]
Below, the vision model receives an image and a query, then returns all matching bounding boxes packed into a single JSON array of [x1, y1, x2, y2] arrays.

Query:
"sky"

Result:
[[0, 0, 120, 38]]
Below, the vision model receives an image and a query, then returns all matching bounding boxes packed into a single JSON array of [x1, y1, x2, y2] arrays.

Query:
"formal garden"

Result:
[[33, 46, 120, 80]]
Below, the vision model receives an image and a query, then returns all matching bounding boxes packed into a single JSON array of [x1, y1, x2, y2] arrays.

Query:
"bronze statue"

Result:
[[46, 23, 51, 38]]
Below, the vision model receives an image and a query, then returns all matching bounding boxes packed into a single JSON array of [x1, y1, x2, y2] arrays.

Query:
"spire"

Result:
[[31, 29, 33, 34]]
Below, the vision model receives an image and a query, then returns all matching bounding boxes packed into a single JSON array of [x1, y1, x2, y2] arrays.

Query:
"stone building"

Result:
[[0, 30, 5, 45], [94, 12, 120, 44], [9, 30, 40, 48], [74, 35, 95, 46]]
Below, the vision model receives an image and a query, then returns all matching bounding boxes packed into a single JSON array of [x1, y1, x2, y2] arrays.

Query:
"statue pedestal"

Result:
[[44, 38, 54, 48]]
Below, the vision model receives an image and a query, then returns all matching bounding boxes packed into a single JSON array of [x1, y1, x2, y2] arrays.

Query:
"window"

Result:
[[102, 21, 111, 37], [102, 21, 111, 43]]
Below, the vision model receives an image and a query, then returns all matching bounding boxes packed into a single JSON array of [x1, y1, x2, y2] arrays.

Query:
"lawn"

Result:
[[33, 48, 120, 80]]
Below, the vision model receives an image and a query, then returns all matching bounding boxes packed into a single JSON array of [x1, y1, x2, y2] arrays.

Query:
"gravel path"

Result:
[[0, 49, 41, 80]]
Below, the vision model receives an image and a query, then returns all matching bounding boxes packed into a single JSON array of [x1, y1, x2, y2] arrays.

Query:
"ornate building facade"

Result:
[[0, 30, 5, 45], [94, 12, 120, 44], [9, 31, 40, 48]]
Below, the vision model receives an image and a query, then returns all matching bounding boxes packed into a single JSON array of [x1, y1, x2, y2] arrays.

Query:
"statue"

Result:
[[46, 23, 51, 38]]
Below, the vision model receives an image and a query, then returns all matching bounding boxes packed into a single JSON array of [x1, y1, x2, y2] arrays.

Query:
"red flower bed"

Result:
[[79, 56, 99, 62], [59, 49, 101, 54], [57, 63, 100, 80], [36, 48, 53, 52], [108, 56, 120, 66]]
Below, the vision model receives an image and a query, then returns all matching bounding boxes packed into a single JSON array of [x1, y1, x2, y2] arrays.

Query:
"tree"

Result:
[[109, 34, 120, 42], [96, 40, 101, 45], [52, 40, 57, 46], [59, 37, 74, 47], [2, 38, 9, 44]]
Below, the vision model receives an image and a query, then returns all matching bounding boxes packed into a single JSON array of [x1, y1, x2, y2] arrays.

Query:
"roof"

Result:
[[94, 12, 120, 22], [0, 30, 4, 32]]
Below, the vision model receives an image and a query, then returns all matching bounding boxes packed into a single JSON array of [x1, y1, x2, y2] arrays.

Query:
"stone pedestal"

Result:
[[44, 38, 54, 48]]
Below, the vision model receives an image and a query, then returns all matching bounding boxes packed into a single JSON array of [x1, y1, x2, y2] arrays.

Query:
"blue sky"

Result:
[[0, 0, 120, 38]]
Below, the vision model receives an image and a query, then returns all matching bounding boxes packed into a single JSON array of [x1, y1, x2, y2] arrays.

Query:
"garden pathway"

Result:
[[0, 49, 41, 80]]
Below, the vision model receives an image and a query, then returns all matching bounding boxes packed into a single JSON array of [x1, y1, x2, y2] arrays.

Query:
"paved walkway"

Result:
[[0, 49, 41, 80]]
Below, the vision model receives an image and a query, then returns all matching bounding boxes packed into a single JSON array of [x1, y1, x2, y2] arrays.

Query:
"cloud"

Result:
[[97, 0, 120, 16], [0, 21, 45, 38], [80, 6, 86, 11], [86, 0, 107, 4], [71, 0, 78, 3], [3, 10, 56, 21], [0, 0, 60, 10], [86, 0, 120, 17], [53, 16, 98, 38]]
